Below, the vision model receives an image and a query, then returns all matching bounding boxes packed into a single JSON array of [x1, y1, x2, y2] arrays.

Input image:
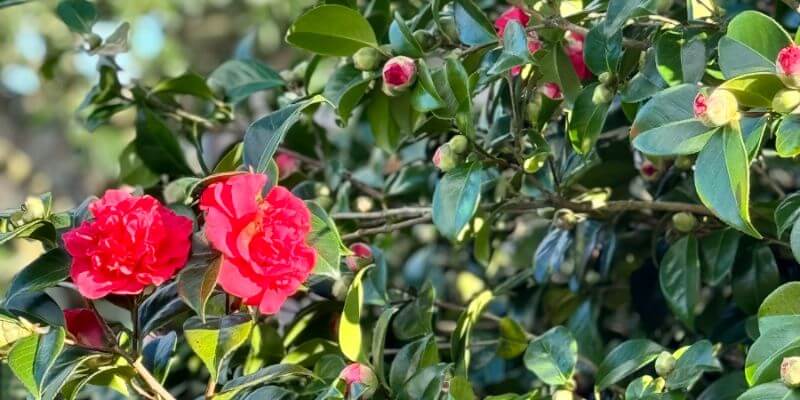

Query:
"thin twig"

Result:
[[332, 207, 431, 220], [341, 215, 432, 241]]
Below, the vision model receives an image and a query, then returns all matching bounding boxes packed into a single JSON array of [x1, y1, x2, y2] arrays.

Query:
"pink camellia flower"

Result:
[[275, 151, 300, 179], [340, 363, 378, 397], [693, 90, 739, 127], [565, 32, 591, 80], [382, 56, 417, 95], [64, 308, 107, 349], [495, 6, 530, 36], [200, 172, 316, 314], [777, 45, 800, 88], [63, 190, 192, 299], [541, 83, 564, 100], [345, 242, 373, 272]]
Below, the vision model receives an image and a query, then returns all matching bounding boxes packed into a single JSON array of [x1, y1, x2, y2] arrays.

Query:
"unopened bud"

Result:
[[598, 72, 615, 85], [773, 89, 800, 114], [674, 155, 694, 170], [345, 243, 373, 272], [382, 56, 417, 96], [433, 144, 457, 172], [353, 47, 383, 71], [592, 84, 614, 104], [22, 196, 46, 223], [523, 153, 548, 174], [552, 390, 574, 400], [291, 61, 308, 80], [340, 363, 378, 398], [448, 135, 469, 154], [541, 83, 563, 101], [86, 33, 102, 51], [672, 212, 698, 233], [777, 45, 800, 89], [693, 90, 740, 127], [655, 351, 676, 377], [355, 196, 374, 213], [782, 357, 800, 388], [554, 209, 577, 230]]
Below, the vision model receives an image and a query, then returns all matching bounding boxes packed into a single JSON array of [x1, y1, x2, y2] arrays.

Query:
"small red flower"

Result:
[[63, 190, 192, 299], [275, 152, 300, 179], [565, 32, 591, 80], [382, 56, 417, 94], [495, 6, 530, 36], [345, 242, 373, 272], [541, 83, 564, 100], [64, 308, 107, 349], [200, 173, 316, 315]]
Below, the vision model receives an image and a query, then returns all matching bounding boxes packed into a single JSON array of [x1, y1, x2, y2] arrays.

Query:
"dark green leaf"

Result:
[[208, 59, 284, 104], [4, 249, 69, 303], [286, 5, 378, 56], [176, 257, 221, 321], [666, 340, 721, 390], [152, 72, 217, 100], [659, 236, 701, 329], [8, 328, 66, 400], [432, 162, 485, 240], [732, 244, 780, 314], [523, 326, 577, 385], [453, 0, 497, 46], [389, 12, 424, 57], [134, 108, 194, 177], [568, 83, 611, 154], [632, 120, 715, 156], [56, 0, 96, 34], [700, 228, 741, 286], [596, 339, 663, 389]]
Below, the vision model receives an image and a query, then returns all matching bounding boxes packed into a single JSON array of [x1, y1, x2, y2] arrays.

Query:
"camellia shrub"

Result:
[[9, 0, 800, 398]]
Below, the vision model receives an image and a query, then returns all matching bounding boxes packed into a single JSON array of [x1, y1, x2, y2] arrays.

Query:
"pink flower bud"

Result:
[[382, 56, 417, 95], [565, 32, 591, 80], [433, 144, 457, 172], [64, 308, 107, 349], [340, 363, 378, 397], [693, 90, 739, 127], [495, 7, 530, 36], [275, 152, 300, 179], [345, 242, 373, 272], [778, 45, 800, 89], [640, 160, 660, 181], [541, 83, 564, 100]]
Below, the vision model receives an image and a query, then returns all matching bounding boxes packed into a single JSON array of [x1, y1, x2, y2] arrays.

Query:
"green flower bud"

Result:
[[22, 196, 46, 223], [585, 270, 601, 286], [592, 84, 614, 105], [672, 212, 698, 233], [782, 356, 800, 388], [523, 153, 548, 174], [674, 155, 694, 170], [413, 29, 438, 52], [773, 89, 800, 114], [434, 144, 458, 172], [448, 135, 469, 154], [552, 390, 574, 400], [353, 47, 383, 71], [598, 72, 616, 85], [526, 96, 542, 122], [655, 351, 677, 377]]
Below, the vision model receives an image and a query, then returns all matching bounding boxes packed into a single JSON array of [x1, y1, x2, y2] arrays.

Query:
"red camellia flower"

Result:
[[64, 308, 107, 349], [565, 32, 591, 80], [200, 172, 316, 314], [63, 190, 193, 299], [777, 44, 800, 88], [495, 6, 530, 36], [382, 56, 416, 95]]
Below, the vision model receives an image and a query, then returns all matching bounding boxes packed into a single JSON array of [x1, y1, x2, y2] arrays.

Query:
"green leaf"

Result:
[[681, 35, 707, 83], [244, 322, 283, 374], [213, 142, 243, 173], [393, 283, 435, 340], [185, 314, 253, 383], [389, 12, 424, 57], [8, 328, 66, 400], [243, 96, 325, 173], [286, 5, 378, 56], [322, 64, 374, 124], [632, 84, 699, 134], [138, 282, 190, 335], [694, 125, 760, 238], [523, 326, 577, 385], [367, 89, 418, 152], [697, 372, 748, 400], [718, 11, 791, 78], [0, 313, 34, 354], [621, 49, 667, 103], [432, 162, 485, 240], [540, 46, 582, 103], [666, 340, 721, 390], [568, 83, 611, 154], [583, 26, 622, 76], [218, 364, 312, 395], [389, 335, 440, 392], [411, 59, 446, 112], [656, 31, 685, 86], [739, 383, 800, 400], [152, 72, 217, 100], [41, 347, 100, 400], [0, 220, 56, 248], [142, 332, 177, 384], [306, 201, 344, 279], [488, 20, 533, 76], [759, 282, 800, 333], [497, 317, 528, 359], [776, 193, 800, 238], [700, 228, 741, 286], [745, 316, 800, 385], [732, 244, 780, 315], [118, 143, 159, 187], [567, 301, 604, 365], [208, 59, 284, 104], [718, 73, 784, 108], [603, 0, 653, 35], [177, 256, 221, 321], [659, 236, 701, 329], [371, 306, 397, 388], [451, 290, 493, 376], [595, 339, 663, 390], [632, 120, 715, 156], [281, 338, 338, 366], [4, 249, 69, 303], [134, 108, 194, 177], [339, 265, 371, 362], [776, 116, 800, 158], [56, 0, 96, 34], [89, 22, 129, 56], [453, 0, 497, 46]]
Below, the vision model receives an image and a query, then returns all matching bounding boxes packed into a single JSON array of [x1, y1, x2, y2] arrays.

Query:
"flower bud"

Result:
[[340, 363, 378, 398], [598, 72, 616, 85], [448, 135, 469, 154], [655, 351, 676, 377], [523, 153, 548, 174], [355, 196, 374, 213], [672, 212, 698, 233], [433, 144, 457, 172], [541, 83, 564, 101], [292, 61, 308, 80], [777, 45, 800, 89], [275, 152, 300, 179], [693, 90, 740, 127], [773, 89, 800, 114], [64, 308, 108, 349], [353, 47, 383, 71], [345, 242, 373, 272], [640, 159, 661, 181], [592, 84, 614, 104], [413, 29, 438, 52], [382, 56, 417, 96], [674, 155, 694, 170], [552, 390, 574, 400], [21, 196, 46, 223], [782, 357, 800, 388]]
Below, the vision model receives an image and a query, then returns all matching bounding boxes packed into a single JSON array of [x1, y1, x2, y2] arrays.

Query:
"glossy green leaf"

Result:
[[176, 256, 221, 321], [488, 20, 533, 76], [389, 12, 424, 57], [286, 5, 378, 56], [568, 83, 611, 154], [152, 72, 217, 100], [322, 64, 374, 124], [389, 335, 440, 392], [718, 11, 791, 78], [306, 201, 344, 279], [632, 84, 699, 134], [134, 108, 194, 177], [4, 248, 69, 303], [523, 326, 577, 385], [745, 315, 800, 385], [621, 49, 667, 103], [497, 317, 528, 359], [432, 162, 485, 240], [666, 340, 721, 390], [451, 290, 493, 376], [339, 265, 371, 362], [142, 332, 177, 384], [411, 59, 446, 112], [393, 283, 435, 340], [697, 372, 748, 400], [56, 0, 96, 34], [184, 314, 253, 383], [367, 90, 417, 152], [371, 306, 397, 388], [776, 116, 800, 158], [739, 383, 800, 400], [583, 26, 622, 76], [8, 328, 65, 400], [718, 73, 784, 108], [208, 59, 284, 104], [659, 235, 701, 329], [218, 364, 312, 395], [632, 120, 715, 156], [732, 244, 780, 314], [596, 339, 663, 389], [0, 313, 34, 354], [656, 31, 684, 86], [700, 228, 741, 286], [453, 0, 497, 46], [540, 46, 582, 103]]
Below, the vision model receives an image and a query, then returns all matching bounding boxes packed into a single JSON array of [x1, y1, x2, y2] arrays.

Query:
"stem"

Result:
[[131, 358, 177, 400], [332, 207, 431, 220], [340, 215, 432, 241], [205, 375, 216, 399]]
